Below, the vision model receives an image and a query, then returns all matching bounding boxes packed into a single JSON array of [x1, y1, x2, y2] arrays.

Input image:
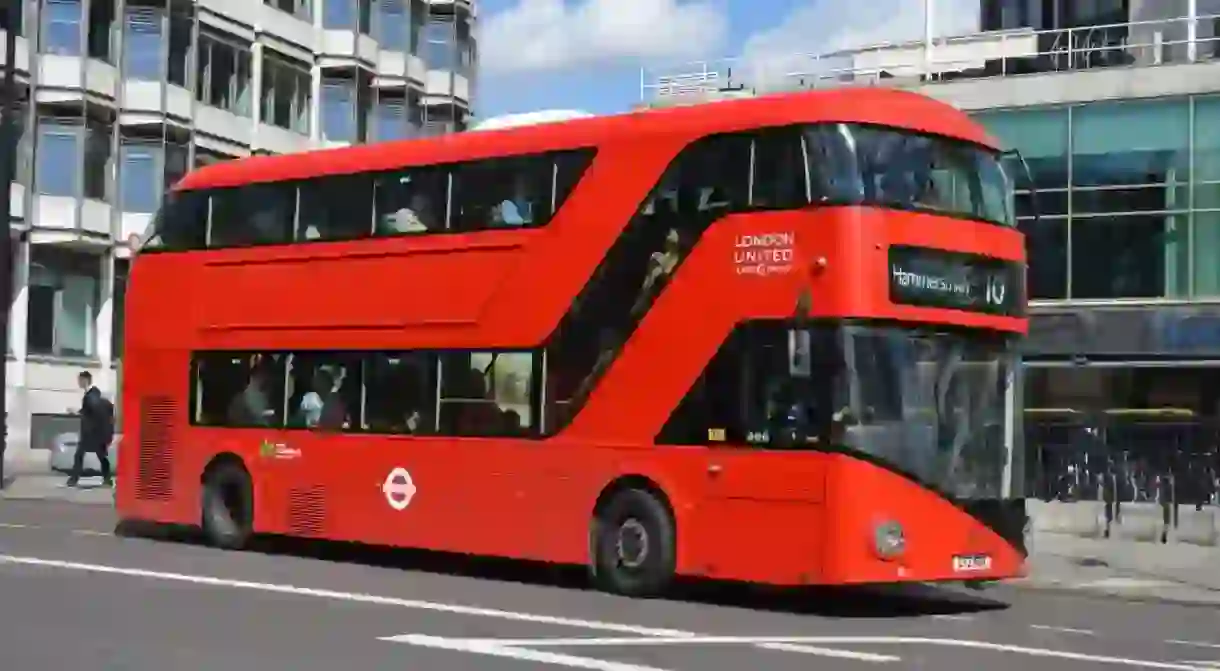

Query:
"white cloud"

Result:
[[478, 0, 729, 74], [740, 0, 981, 88]]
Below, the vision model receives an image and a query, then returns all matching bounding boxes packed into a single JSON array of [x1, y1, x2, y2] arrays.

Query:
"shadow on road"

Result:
[[114, 520, 1009, 619]]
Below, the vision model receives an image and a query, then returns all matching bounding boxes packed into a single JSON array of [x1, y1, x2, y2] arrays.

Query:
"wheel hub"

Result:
[[616, 518, 649, 568]]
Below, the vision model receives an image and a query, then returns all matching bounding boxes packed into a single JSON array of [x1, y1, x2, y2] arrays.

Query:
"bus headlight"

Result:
[[873, 521, 906, 560]]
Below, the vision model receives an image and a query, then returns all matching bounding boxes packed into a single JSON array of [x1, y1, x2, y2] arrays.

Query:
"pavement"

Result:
[[1, 502, 1219, 670]]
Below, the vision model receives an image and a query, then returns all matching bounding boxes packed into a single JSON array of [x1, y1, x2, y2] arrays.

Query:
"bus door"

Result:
[[687, 323, 829, 581]]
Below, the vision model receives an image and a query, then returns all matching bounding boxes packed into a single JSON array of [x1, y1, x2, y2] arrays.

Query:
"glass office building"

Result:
[[1, 0, 476, 463], [976, 96, 1220, 419]]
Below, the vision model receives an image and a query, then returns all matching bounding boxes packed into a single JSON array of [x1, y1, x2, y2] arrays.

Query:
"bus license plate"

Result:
[[952, 554, 992, 572]]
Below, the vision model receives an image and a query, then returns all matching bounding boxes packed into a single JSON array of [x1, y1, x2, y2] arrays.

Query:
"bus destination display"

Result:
[[888, 246, 1024, 316]]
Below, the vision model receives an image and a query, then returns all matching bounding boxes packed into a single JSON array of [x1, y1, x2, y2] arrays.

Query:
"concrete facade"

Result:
[[1, 0, 476, 466]]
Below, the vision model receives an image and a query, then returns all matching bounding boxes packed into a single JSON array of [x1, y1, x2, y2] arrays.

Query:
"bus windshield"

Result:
[[804, 123, 1015, 227], [840, 325, 1013, 500], [720, 322, 1014, 501]]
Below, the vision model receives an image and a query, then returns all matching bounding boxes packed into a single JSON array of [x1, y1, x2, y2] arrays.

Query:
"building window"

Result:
[[261, 51, 312, 134], [35, 119, 79, 197], [265, 0, 312, 21], [112, 258, 129, 360], [456, 17, 474, 76], [165, 140, 187, 189], [325, 0, 372, 33], [167, 6, 192, 87], [123, 5, 163, 80], [1070, 99, 1190, 300], [42, 0, 83, 56], [372, 89, 419, 142], [320, 71, 371, 142], [373, 0, 407, 49], [422, 15, 455, 70], [33, 115, 109, 200], [83, 115, 111, 201], [982, 0, 1033, 31], [1193, 97, 1220, 297], [119, 135, 184, 213], [196, 31, 254, 117], [28, 247, 101, 359], [408, 0, 423, 54], [194, 147, 236, 168], [0, 2, 23, 36], [975, 107, 1070, 300], [87, 0, 116, 63], [119, 139, 159, 212]]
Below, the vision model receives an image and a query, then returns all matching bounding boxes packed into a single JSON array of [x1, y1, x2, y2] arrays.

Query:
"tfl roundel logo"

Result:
[[382, 467, 417, 511]]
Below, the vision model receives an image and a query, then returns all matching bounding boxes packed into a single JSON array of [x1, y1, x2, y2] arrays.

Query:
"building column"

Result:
[[310, 63, 322, 142], [1187, 0, 1198, 62], [7, 235, 30, 450], [251, 42, 264, 130], [94, 250, 114, 393], [923, 0, 935, 78], [9, 235, 28, 385]]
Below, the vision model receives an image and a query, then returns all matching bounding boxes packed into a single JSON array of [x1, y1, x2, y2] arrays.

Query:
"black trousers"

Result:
[[69, 439, 111, 481]]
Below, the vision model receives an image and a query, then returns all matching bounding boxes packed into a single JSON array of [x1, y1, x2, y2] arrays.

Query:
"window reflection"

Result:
[[804, 124, 1015, 227], [659, 321, 1013, 500]]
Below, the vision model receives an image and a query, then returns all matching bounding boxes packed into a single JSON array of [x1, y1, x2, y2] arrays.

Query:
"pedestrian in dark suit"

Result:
[[66, 371, 114, 488]]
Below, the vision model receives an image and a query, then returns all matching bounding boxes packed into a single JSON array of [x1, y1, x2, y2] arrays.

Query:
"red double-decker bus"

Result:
[[117, 87, 1029, 596]]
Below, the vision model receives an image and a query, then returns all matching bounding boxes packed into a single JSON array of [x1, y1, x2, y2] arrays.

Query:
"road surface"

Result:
[[0, 501, 1217, 670]]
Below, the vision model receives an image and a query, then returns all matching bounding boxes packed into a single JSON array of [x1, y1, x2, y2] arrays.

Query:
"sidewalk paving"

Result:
[[1009, 536, 1220, 606], [0, 473, 115, 506]]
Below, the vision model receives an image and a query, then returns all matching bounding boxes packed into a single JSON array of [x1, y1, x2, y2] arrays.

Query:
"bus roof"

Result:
[[177, 88, 997, 192]]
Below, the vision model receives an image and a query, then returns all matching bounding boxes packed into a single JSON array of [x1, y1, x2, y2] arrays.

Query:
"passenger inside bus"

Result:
[[226, 359, 276, 427], [295, 368, 349, 430], [491, 175, 534, 227], [380, 191, 434, 234]]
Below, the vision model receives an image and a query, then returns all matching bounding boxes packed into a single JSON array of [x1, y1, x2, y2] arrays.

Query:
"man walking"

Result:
[[66, 371, 114, 488]]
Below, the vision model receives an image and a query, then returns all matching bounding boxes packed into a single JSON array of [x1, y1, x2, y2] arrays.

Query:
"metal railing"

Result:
[[640, 14, 1220, 102], [1028, 413, 1220, 509]]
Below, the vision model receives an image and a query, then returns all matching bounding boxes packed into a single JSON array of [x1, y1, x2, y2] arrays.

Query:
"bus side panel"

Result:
[[821, 454, 1025, 584], [681, 451, 827, 584], [115, 349, 202, 528], [685, 499, 825, 584]]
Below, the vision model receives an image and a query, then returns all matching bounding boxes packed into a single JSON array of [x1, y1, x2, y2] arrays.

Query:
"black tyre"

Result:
[[201, 462, 254, 550], [590, 488, 676, 597]]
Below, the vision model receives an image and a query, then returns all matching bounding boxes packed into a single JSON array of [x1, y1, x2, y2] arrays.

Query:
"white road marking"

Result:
[[1174, 662, 1220, 670], [399, 635, 673, 671], [752, 642, 897, 661], [395, 635, 1211, 670], [1029, 624, 1095, 636], [931, 614, 974, 622], [0, 552, 894, 664], [1080, 578, 1176, 590], [69, 529, 111, 537], [389, 634, 897, 666], [1170, 641, 1220, 650], [0, 523, 30, 529]]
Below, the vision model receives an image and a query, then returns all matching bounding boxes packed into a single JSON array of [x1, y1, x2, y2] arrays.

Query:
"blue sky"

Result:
[[474, 0, 982, 119]]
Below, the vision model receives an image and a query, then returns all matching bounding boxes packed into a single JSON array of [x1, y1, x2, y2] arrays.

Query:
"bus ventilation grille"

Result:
[[136, 396, 176, 501], [287, 486, 328, 537]]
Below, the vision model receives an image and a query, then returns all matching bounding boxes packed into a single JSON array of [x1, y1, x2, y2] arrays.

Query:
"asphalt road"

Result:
[[0, 502, 1218, 671]]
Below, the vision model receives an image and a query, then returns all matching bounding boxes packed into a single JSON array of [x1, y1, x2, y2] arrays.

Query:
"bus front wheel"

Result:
[[591, 488, 676, 597], [201, 461, 254, 550]]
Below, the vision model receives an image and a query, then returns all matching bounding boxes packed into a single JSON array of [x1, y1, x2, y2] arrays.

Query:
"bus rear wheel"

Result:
[[201, 462, 254, 550], [591, 488, 676, 597]]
